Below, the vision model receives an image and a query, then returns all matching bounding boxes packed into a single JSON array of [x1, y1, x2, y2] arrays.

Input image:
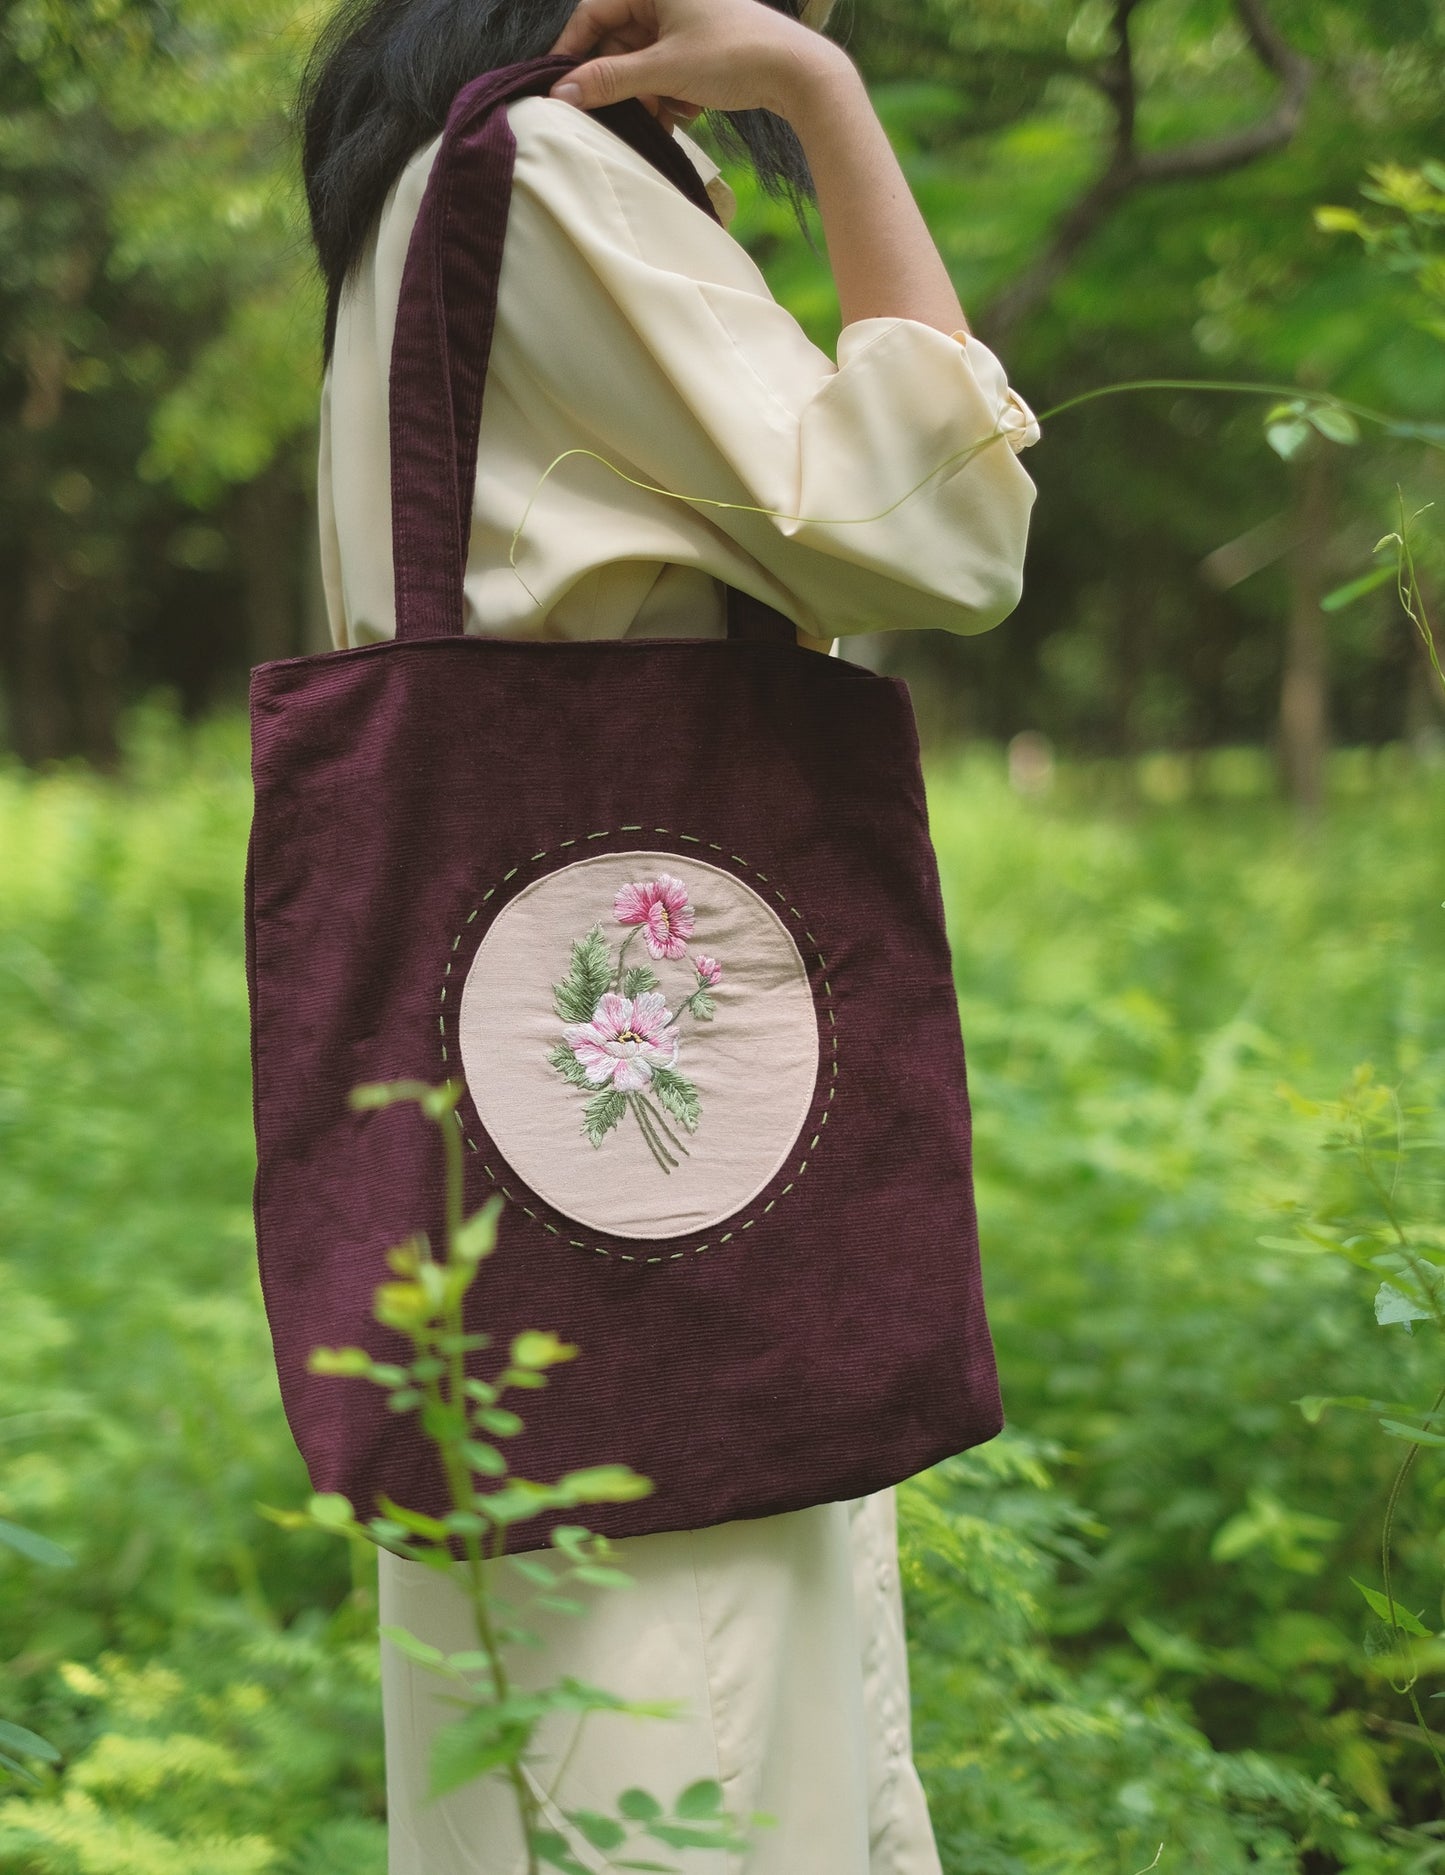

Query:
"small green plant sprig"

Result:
[[263, 1078, 762, 1875], [0, 1504, 71, 1785], [1271, 1068, 1445, 1784]]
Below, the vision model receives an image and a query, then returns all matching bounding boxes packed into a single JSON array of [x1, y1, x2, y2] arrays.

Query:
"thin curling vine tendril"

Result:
[[506, 376, 1445, 607]]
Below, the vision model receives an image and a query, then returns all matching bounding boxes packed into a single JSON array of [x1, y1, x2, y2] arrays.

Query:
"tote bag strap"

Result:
[[389, 54, 795, 649]]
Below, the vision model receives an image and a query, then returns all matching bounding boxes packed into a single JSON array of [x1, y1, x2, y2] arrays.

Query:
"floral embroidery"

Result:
[[563, 990, 680, 1093], [613, 872, 695, 961], [547, 873, 722, 1173]]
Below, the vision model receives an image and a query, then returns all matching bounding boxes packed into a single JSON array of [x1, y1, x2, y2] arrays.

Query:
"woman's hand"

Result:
[[548, 0, 851, 127]]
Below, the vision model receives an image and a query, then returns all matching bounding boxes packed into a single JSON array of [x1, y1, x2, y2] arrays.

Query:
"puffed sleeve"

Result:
[[497, 97, 1040, 641]]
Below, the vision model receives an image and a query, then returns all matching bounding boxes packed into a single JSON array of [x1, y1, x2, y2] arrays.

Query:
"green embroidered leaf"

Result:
[[623, 964, 660, 998], [650, 1067, 700, 1134], [689, 989, 716, 1022], [584, 1088, 628, 1148], [553, 924, 614, 1024], [548, 1042, 593, 1088]]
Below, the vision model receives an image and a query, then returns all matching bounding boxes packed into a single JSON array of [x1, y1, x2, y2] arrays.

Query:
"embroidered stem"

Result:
[[613, 928, 637, 994], [642, 1090, 692, 1160], [630, 1093, 677, 1173]]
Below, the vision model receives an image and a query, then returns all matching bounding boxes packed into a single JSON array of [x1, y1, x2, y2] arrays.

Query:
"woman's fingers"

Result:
[[551, 46, 673, 110], [549, 0, 837, 119]]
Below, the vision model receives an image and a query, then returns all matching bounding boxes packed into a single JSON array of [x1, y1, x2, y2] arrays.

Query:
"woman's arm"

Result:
[[549, 0, 972, 338]]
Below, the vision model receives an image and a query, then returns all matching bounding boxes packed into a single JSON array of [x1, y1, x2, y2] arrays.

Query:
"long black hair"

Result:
[[299, 0, 817, 357]]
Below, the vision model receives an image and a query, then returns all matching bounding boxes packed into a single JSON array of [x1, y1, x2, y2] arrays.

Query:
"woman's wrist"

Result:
[[765, 39, 865, 135]]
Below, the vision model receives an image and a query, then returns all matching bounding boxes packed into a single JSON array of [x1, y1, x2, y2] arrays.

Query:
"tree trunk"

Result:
[[13, 555, 67, 766], [1278, 442, 1332, 813], [237, 468, 302, 668]]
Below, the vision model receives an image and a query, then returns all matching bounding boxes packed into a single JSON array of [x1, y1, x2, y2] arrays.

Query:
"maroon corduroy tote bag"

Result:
[[246, 55, 1003, 1553]]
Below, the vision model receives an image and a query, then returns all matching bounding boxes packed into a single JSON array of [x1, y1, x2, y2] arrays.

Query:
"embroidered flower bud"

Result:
[[695, 955, 722, 988]]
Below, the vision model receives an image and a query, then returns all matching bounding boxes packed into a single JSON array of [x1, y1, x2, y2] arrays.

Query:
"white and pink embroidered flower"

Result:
[[614, 873, 695, 961], [562, 990, 680, 1093], [695, 955, 722, 988]]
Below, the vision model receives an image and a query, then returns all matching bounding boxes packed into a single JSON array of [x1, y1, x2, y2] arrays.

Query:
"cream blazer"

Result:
[[319, 96, 1041, 655]]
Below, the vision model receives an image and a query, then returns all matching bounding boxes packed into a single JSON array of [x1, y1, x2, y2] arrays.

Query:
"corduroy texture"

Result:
[[246, 58, 1002, 1554]]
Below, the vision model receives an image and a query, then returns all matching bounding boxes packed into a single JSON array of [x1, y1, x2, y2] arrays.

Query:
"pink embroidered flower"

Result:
[[695, 955, 722, 988], [563, 991, 680, 1093], [613, 873, 695, 961]]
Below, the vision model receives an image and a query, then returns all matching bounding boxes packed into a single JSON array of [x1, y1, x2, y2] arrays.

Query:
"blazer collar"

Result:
[[671, 125, 738, 228]]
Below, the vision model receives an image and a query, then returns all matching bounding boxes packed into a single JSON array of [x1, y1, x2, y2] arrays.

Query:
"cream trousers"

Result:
[[379, 1488, 943, 1874]]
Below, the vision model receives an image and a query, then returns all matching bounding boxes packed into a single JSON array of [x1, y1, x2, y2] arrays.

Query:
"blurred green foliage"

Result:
[[1, 710, 1443, 1867], [3, 0, 1444, 760]]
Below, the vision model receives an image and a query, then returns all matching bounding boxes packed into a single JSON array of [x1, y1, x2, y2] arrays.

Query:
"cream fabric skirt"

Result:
[[379, 1487, 943, 1874]]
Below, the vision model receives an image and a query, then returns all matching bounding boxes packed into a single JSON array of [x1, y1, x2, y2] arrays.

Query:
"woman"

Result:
[[301, 0, 1040, 1867]]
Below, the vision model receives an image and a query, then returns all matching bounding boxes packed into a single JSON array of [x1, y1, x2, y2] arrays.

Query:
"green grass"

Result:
[[0, 707, 1442, 1872]]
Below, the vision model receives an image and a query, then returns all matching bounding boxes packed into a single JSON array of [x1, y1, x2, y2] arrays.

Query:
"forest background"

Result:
[[3, 0, 1445, 1871]]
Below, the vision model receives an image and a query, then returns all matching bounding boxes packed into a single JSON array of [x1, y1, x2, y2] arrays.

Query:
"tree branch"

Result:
[[981, 0, 1313, 343]]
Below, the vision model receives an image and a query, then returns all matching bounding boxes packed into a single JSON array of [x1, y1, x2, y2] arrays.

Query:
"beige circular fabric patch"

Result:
[[457, 852, 819, 1240]]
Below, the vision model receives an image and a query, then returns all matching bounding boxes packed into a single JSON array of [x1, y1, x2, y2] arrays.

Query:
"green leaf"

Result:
[[434, 1710, 543, 1792], [477, 1407, 524, 1437], [533, 1831, 591, 1875], [568, 1811, 627, 1852], [553, 924, 614, 1024], [550, 1525, 594, 1560], [572, 1564, 635, 1590], [1266, 417, 1313, 461], [556, 1465, 655, 1505], [0, 1720, 60, 1764], [445, 1650, 496, 1676], [455, 1196, 502, 1265], [618, 1789, 664, 1821], [584, 1088, 628, 1148], [548, 1042, 594, 1089], [479, 1480, 557, 1526], [1379, 1418, 1445, 1448], [0, 1519, 73, 1570], [689, 989, 716, 1022], [308, 1346, 374, 1377], [675, 1778, 725, 1819], [307, 1492, 357, 1531], [374, 1497, 448, 1542], [378, 1626, 449, 1671], [1351, 1578, 1432, 1637], [649, 1067, 700, 1134], [510, 1331, 578, 1371], [1376, 1281, 1432, 1329], [1307, 404, 1359, 446], [1321, 565, 1395, 613], [1296, 1394, 1422, 1423], [463, 1440, 508, 1477], [1313, 204, 1368, 235], [647, 1822, 745, 1850], [535, 1594, 587, 1616], [623, 964, 660, 997]]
